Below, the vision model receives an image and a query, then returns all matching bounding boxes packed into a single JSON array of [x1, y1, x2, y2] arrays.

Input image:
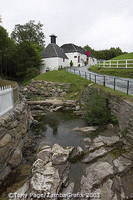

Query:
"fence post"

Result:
[[89, 73, 91, 81], [110, 60, 111, 68], [127, 80, 129, 95], [103, 76, 106, 86], [79, 70, 81, 76], [85, 72, 87, 79], [114, 78, 116, 91], [126, 60, 127, 68], [95, 75, 96, 83], [117, 61, 118, 68], [74, 69, 75, 74]]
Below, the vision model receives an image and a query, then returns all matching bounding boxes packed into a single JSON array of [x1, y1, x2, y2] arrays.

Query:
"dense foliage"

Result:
[[85, 92, 115, 126], [0, 21, 45, 81], [84, 45, 126, 60], [11, 20, 45, 47]]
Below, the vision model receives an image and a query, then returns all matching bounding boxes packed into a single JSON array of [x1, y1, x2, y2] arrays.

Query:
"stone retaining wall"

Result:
[[22, 80, 71, 101], [0, 100, 29, 185]]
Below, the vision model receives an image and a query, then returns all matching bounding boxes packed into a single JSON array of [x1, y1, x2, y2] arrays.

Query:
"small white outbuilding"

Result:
[[41, 35, 68, 72]]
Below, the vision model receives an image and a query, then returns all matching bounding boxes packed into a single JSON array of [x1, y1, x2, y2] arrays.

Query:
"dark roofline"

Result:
[[61, 43, 86, 55], [42, 43, 68, 59]]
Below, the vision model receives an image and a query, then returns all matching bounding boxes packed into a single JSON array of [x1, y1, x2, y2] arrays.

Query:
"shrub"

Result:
[[85, 92, 113, 126], [70, 60, 73, 67]]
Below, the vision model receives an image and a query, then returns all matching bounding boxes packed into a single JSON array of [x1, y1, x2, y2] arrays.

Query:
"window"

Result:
[[78, 56, 80, 63], [74, 56, 77, 58], [63, 58, 65, 62]]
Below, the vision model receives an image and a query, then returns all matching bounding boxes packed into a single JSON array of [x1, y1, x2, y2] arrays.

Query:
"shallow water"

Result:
[[34, 112, 88, 148]]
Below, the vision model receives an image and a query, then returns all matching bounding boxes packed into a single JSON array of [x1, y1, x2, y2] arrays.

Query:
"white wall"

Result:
[[58, 57, 69, 68], [66, 52, 87, 67], [88, 57, 98, 66], [41, 57, 69, 72], [0, 86, 13, 116], [41, 58, 59, 72]]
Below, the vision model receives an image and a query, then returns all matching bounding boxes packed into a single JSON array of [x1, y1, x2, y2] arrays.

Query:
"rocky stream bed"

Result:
[[0, 80, 133, 200], [0, 112, 133, 200]]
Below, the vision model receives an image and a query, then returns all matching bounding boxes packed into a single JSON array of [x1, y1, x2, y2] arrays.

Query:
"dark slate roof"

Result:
[[42, 43, 68, 59], [61, 43, 86, 55]]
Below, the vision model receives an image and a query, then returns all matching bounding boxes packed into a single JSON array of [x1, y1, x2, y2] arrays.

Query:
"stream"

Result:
[[0, 112, 133, 200]]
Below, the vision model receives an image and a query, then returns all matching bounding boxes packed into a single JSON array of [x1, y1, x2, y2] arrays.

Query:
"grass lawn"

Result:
[[89, 66, 133, 79], [34, 70, 90, 99], [89, 52, 133, 78], [112, 52, 133, 60]]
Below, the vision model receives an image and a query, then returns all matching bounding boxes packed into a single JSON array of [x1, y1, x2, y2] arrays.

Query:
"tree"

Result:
[[11, 20, 45, 47], [13, 41, 42, 80], [84, 45, 125, 60], [9, 20, 45, 81], [0, 26, 16, 77]]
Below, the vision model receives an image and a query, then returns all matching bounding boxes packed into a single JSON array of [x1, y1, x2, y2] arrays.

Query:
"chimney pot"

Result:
[[50, 34, 57, 44]]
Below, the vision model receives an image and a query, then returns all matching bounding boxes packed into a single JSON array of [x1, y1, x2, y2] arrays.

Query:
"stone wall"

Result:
[[22, 80, 79, 116], [0, 100, 29, 185], [23, 80, 71, 101], [81, 86, 133, 144]]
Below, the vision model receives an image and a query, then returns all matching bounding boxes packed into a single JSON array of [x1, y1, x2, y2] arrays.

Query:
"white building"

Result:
[[61, 44, 87, 67], [41, 35, 97, 72], [41, 35, 69, 72]]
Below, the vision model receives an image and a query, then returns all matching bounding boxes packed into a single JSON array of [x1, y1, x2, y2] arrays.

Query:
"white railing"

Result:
[[97, 59, 133, 68], [0, 86, 14, 116]]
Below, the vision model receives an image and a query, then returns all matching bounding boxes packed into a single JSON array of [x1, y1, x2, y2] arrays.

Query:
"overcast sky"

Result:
[[1, 0, 133, 52]]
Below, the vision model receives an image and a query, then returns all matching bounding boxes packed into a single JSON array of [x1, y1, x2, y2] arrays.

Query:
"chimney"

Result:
[[50, 34, 57, 44]]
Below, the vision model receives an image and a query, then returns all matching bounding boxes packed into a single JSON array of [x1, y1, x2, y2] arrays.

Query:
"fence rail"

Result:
[[0, 84, 19, 116], [66, 68, 133, 95], [97, 59, 133, 68]]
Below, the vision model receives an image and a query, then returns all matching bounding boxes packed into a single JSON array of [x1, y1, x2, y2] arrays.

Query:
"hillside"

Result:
[[112, 52, 133, 60], [89, 52, 133, 78]]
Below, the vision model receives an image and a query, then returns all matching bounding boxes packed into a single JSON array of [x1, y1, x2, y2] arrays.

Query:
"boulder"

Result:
[[31, 161, 61, 195], [94, 136, 120, 146], [8, 148, 22, 167], [52, 144, 73, 165], [72, 126, 97, 133], [113, 156, 133, 173], [82, 147, 107, 163], [81, 162, 114, 193], [0, 134, 11, 147], [37, 146, 52, 164]]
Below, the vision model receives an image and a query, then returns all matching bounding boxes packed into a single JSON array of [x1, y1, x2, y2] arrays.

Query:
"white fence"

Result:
[[97, 59, 133, 68], [0, 86, 14, 116]]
